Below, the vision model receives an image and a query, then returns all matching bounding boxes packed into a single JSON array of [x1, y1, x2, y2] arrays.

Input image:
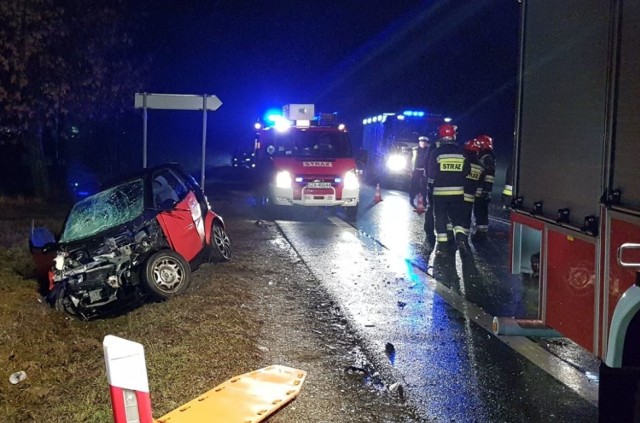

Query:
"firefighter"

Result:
[[427, 123, 469, 256], [462, 138, 484, 245], [502, 159, 513, 208], [423, 134, 441, 246], [472, 134, 496, 242], [409, 136, 429, 208]]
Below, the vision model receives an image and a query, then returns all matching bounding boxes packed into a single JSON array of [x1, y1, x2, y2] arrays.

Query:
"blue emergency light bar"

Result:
[[402, 110, 425, 117]]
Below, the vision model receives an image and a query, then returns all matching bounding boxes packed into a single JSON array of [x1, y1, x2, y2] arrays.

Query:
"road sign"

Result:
[[134, 92, 223, 189], [134, 93, 222, 111]]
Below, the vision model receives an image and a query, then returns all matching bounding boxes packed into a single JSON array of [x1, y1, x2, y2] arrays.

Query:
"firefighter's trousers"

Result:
[[473, 196, 490, 233], [423, 190, 436, 243], [409, 170, 427, 204], [433, 195, 468, 245], [462, 200, 474, 234]]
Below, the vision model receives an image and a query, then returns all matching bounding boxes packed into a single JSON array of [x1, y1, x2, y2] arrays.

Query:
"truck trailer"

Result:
[[509, 1, 640, 420]]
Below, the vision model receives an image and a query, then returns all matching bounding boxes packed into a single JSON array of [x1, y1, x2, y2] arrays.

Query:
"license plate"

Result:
[[307, 182, 331, 188]]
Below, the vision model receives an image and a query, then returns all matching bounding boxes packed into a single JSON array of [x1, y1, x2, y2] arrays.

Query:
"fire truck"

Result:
[[253, 104, 359, 218], [361, 110, 449, 188], [509, 1, 640, 420]]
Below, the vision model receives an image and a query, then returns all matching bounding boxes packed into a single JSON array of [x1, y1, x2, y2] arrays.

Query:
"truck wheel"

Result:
[[622, 311, 640, 367], [143, 250, 191, 300], [210, 221, 231, 262], [344, 204, 358, 220]]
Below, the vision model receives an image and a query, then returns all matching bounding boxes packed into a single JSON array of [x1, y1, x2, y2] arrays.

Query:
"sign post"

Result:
[[134, 93, 223, 189]]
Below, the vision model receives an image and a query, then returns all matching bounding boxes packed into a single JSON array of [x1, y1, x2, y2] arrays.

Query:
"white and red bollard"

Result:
[[103, 335, 154, 423]]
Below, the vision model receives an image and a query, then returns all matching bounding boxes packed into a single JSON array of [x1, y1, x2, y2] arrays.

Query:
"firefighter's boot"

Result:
[[435, 242, 450, 257], [457, 240, 469, 257], [447, 231, 457, 252], [471, 231, 488, 243]]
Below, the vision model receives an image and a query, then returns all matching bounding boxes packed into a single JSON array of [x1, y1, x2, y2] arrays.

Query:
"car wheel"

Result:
[[143, 250, 191, 300], [210, 222, 231, 262]]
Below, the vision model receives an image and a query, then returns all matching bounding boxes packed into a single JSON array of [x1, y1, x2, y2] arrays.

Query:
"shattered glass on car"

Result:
[[60, 179, 145, 243]]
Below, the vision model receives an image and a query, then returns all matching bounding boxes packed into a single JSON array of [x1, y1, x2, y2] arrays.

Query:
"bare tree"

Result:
[[0, 0, 149, 198]]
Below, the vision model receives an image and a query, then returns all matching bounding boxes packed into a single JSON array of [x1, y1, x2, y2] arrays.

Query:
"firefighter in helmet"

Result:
[[423, 134, 440, 246], [426, 123, 470, 256], [409, 135, 430, 208], [472, 134, 496, 242], [462, 138, 484, 246]]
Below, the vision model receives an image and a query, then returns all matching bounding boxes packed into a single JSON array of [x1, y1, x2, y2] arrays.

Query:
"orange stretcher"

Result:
[[155, 365, 307, 423]]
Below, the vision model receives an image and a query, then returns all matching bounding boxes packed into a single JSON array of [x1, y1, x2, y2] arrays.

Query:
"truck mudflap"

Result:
[[598, 362, 640, 423], [156, 365, 307, 423]]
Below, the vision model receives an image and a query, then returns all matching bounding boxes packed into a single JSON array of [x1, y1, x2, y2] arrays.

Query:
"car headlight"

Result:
[[275, 170, 292, 188], [343, 170, 359, 190], [386, 154, 406, 172]]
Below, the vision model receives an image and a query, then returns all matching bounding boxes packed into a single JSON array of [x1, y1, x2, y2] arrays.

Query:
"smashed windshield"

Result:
[[266, 130, 353, 159], [60, 179, 145, 243]]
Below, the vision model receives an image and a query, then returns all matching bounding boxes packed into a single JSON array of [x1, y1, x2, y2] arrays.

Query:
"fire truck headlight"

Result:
[[343, 170, 359, 190], [386, 154, 406, 172], [275, 170, 292, 188]]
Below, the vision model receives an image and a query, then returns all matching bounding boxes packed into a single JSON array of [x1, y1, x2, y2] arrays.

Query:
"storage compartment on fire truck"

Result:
[[511, 1, 640, 420]]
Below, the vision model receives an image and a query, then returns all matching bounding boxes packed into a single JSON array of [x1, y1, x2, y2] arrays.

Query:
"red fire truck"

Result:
[[253, 104, 360, 218], [509, 1, 640, 419]]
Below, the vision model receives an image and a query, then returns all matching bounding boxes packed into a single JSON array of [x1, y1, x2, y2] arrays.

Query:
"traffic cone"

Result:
[[413, 193, 425, 215], [373, 183, 383, 204]]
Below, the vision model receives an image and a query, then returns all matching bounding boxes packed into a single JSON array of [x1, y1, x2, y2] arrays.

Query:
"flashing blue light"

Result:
[[403, 110, 425, 117], [263, 108, 283, 123], [295, 177, 303, 183]]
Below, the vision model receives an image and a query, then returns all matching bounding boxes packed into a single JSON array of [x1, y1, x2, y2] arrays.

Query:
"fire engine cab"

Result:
[[253, 104, 360, 218]]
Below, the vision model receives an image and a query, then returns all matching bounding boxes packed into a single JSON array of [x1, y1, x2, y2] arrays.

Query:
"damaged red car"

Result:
[[30, 163, 231, 320]]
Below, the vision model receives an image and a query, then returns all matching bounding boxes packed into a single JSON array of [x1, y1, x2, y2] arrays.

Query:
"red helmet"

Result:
[[437, 123, 457, 140], [476, 134, 493, 150], [464, 138, 481, 154]]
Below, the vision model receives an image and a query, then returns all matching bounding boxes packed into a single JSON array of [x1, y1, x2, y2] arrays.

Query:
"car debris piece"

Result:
[[9, 371, 27, 385]]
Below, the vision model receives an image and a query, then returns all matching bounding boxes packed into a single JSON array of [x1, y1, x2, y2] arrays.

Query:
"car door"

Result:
[[153, 169, 204, 262]]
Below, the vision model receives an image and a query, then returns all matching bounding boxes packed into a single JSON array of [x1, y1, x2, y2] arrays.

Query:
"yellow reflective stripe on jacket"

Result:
[[484, 175, 495, 183], [438, 155, 464, 172], [467, 163, 483, 180], [464, 193, 475, 202], [503, 184, 513, 196], [433, 186, 464, 196]]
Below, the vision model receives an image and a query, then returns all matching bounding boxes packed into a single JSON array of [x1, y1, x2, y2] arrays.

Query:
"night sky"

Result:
[[137, 0, 520, 167]]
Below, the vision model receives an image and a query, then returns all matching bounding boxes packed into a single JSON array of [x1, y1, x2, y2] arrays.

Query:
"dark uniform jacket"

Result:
[[477, 150, 496, 199], [427, 140, 468, 197], [413, 146, 429, 171], [463, 152, 484, 203]]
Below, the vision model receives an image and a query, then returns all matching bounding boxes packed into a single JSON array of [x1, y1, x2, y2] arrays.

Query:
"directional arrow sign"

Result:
[[134, 93, 222, 111], [134, 92, 223, 188]]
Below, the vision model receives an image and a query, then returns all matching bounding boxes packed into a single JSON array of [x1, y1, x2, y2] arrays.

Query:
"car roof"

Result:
[[100, 162, 187, 190]]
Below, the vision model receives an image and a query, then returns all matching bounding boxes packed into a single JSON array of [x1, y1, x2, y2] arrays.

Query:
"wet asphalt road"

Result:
[[271, 183, 599, 422]]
